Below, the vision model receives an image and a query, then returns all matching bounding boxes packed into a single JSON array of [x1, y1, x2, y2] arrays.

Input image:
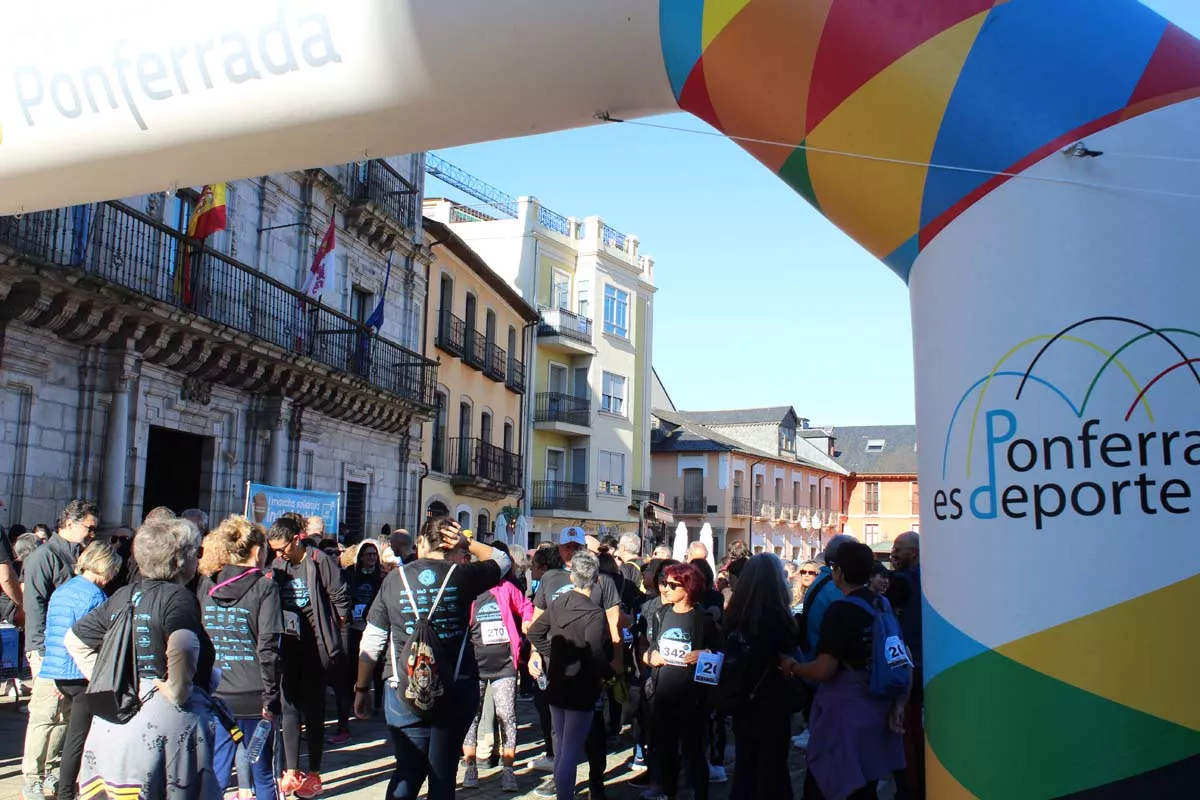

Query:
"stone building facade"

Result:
[[0, 157, 436, 541]]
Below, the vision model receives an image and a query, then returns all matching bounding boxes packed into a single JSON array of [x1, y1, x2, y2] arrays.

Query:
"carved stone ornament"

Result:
[[181, 376, 213, 406]]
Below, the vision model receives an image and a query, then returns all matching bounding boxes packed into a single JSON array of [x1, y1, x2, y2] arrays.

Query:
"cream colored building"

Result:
[[424, 188, 656, 545], [420, 219, 538, 539], [650, 407, 849, 560]]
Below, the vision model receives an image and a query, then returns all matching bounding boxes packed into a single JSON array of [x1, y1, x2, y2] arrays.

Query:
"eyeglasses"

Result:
[[663, 581, 683, 590], [799, 570, 819, 577]]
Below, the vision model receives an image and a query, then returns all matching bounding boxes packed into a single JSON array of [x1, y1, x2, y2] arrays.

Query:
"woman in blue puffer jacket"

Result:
[[40, 541, 121, 800]]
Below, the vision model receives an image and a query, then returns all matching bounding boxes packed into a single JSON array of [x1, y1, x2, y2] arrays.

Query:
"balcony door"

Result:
[[571, 447, 587, 488], [551, 270, 570, 310], [546, 450, 564, 504], [548, 363, 567, 418], [683, 468, 704, 514]]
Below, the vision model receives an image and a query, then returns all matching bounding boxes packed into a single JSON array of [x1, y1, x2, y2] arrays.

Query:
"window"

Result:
[[477, 510, 490, 539], [598, 451, 625, 495], [552, 270, 570, 310], [464, 293, 477, 335], [809, 484, 817, 508], [774, 477, 782, 504], [733, 470, 744, 499], [507, 326, 517, 364], [431, 392, 448, 472], [779, 426, 796, 452], [866, 438, 886, 452], [864, 523, 879, 544], [503, 421, 514, 453], [458, 402, 472, 439], [480, 411, 492, 444], [910, 481, 919, 516], [793, 482, 800, 506], [864, 481, 880, 515], [603, 285, 629, 338], [754, 474, 764, 502], [352, 287, 372, 324], [439, 274, 453, 312], [577, 280, 590, 319], [601, 372, 626, 415], [485, 309, 496, 347], [458, 510, 471, 529], [824, 485, 832, 512]]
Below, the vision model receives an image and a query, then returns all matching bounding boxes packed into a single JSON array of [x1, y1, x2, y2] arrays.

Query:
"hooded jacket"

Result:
[[198, 566, 283, 717], [23, 533, 83, 654], [527, 589, 613, 711], [345, 539, 384, 631], [272, 541, 349, 668]]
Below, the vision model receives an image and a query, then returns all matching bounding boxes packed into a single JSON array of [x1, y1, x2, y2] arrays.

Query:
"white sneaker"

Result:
[[501, 767, 519, 792], [792, 731, 810, 750], [530, 755, 555, 772], [462, 762, 479, 789], [709, 765, 728, 783]]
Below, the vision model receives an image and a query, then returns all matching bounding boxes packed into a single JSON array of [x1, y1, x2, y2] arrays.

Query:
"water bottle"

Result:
[[246, 719, 273, 763], [537, 673, 548, 691]]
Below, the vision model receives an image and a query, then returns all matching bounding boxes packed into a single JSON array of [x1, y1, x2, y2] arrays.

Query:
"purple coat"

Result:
[[806, 668, 906, 799]]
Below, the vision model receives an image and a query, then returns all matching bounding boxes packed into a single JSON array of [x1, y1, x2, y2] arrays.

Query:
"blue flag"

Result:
[[365, 251, 393, 330]]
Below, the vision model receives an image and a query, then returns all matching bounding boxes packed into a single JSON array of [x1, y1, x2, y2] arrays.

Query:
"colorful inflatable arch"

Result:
[[3, 1, 1200, 795]]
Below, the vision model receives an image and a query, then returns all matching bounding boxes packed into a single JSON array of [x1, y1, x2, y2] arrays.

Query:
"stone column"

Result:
[[263, 399, 289, 487], [101, 372, 133, 527]]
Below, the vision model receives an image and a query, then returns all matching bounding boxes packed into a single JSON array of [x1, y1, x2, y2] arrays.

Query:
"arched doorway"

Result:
[[427, 500, 449, 519]]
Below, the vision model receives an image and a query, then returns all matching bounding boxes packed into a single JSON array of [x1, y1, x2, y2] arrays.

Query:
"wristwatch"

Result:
[[354, 685, 372, 692]]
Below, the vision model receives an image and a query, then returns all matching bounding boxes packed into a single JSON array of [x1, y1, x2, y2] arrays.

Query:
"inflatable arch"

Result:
[[3, 1, 1200, 795]]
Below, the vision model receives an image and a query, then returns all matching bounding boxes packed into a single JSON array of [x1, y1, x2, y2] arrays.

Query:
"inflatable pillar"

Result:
[[664, 1, 1200, 796]]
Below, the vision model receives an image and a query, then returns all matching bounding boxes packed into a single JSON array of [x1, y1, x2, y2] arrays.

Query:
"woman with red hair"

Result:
[[642, 563, 719, 800]]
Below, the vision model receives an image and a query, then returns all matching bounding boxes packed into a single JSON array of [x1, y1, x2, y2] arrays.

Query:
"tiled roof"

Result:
[[653, 409, 848, 475], [831, 425, 918, 475], [680, 406, 795, 426]]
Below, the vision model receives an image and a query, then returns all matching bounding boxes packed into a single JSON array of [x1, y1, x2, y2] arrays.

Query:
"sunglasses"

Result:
[[799, 570, 819, 576], [663, 581, 683, 590]]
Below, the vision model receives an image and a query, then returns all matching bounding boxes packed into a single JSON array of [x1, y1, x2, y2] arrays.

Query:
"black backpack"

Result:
[[390, 564, 467, 721], [86, 592, 145, 724]]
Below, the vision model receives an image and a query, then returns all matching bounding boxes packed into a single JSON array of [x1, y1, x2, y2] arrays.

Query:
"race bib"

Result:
[[481, 620, 510, 646], [658, 638, 692, 666], [884, 636, 913, 668], [283, 611, 301, 638], [353, 603, 367, 621], [621, 627, 633, 644], [694, 651, 724, 685]]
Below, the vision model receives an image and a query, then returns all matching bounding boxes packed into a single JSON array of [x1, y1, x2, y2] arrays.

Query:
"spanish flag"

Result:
[[175, 184, 228, 306]]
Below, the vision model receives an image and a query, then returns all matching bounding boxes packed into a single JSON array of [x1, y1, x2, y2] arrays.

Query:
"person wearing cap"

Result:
[[528, 527, 626, 799]]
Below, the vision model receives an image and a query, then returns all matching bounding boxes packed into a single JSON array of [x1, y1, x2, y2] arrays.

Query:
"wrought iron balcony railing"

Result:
[[538, 306, 593, 345], [0, 202, 437, 410], [534, 393, 590, 427], [731, 496, 752, 517], [505, 357, 525, 394], [484, 342, 507, 382], [446, 437, 522, 491], [346, 159, 418, 229], [436, 309, 465, 357], [532, 480, 589, 512], [675, 495, 707, 515], [464, 328, 486, 370]]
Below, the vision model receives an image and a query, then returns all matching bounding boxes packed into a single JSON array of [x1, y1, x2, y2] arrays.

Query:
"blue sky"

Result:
[[431, 0, 1198, 426]]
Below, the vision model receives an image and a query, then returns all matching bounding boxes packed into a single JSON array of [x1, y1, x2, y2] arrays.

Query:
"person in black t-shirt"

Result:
[[354, 518, 511, 800], [644, 563, 719, 800], [781, 542, 907, 800]]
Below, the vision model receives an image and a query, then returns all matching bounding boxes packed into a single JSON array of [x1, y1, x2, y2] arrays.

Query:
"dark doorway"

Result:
[[344, 480, 367, 544], [142, 427, 208, 517]]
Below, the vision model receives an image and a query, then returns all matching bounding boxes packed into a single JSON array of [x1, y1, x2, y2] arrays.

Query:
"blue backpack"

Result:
[[838, 593, 912, 700]]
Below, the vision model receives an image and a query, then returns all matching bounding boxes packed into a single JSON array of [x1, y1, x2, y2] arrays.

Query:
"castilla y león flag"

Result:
[[295, 215, 337, 351]]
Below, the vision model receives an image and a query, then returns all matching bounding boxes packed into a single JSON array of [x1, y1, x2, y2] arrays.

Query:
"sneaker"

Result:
[[327, 728, 351, 745], [42, 773, 59, 797], [530, 754, 555, 772], [462, 762, 479, 789], [709, 764, 728, 783], [19, 778, 42, 800], [533, 777, 557, 798], [792, 730, 810, 750], [630, 755, 648, 771], [279, 771, 304, 796], [500, 767, 519, 792], [294, 772, 323, 799]]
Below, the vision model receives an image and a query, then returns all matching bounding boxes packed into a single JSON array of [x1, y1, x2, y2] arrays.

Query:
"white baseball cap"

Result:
[[558, 526, 587, 546]]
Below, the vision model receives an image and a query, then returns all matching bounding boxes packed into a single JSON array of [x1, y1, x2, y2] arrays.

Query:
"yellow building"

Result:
[[421, 218, 539, 538], [425, 190, 657, 545]]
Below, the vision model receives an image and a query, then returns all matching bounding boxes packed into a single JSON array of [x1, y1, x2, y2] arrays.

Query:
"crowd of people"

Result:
[[0, 500, 925, 800]]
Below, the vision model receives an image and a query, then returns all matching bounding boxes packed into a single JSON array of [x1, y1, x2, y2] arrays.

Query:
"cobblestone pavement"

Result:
[[0, 692, 835, 799]]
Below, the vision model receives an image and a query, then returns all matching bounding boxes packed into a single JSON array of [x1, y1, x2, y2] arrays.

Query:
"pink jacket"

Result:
[[470, 579, 534, 669]]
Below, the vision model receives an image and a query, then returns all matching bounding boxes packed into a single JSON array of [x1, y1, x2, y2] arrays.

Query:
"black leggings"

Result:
[[586, 708, 607, 788], [652, 698, 709, 800], [55, 680, 90, 800], [533, 682, 554, 758], [281, 655, 327, 773]]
